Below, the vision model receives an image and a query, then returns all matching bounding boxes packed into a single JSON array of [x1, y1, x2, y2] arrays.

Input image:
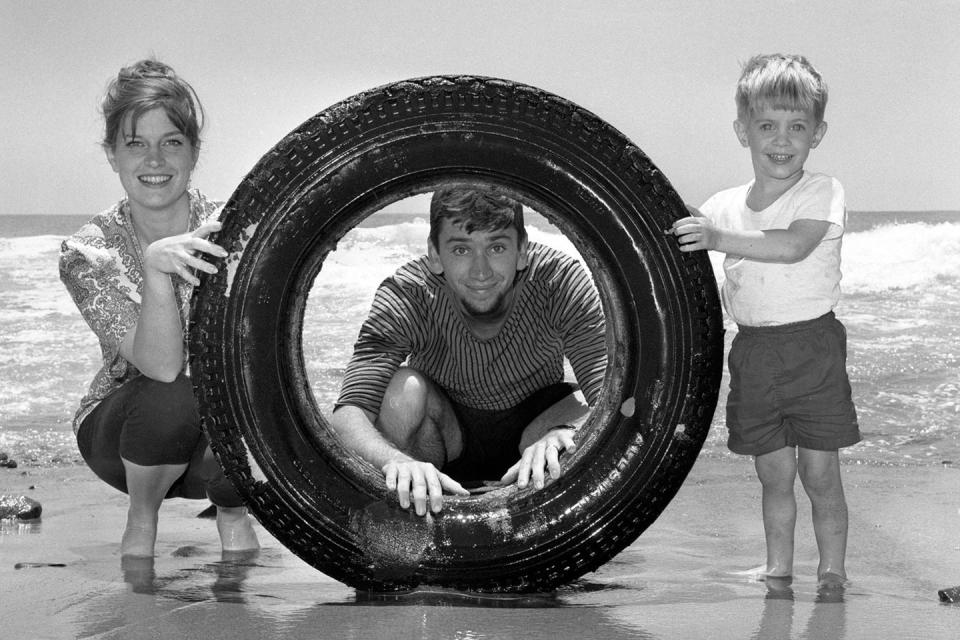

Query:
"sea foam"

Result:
[[842, 222, 960, 294]]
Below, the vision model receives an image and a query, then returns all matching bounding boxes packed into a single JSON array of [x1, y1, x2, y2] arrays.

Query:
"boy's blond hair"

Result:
[[735, 53, 828, 123]]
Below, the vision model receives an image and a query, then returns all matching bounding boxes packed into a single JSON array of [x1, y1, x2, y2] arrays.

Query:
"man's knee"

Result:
[[381, 367, 431, 420], [377, 368, 458, 465], [378, 368, 432, 441]]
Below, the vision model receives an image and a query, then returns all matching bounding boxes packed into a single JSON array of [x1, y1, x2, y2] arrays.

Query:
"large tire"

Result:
[[189, 76, 723, 593]]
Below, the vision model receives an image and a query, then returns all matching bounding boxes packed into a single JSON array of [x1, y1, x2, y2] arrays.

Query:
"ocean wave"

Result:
[[0, 235, 65, 258], [695, 222, 960, 296], [4, 221, 958, 303], [2, 218, 960, 467], [843, 222, 960, 293]]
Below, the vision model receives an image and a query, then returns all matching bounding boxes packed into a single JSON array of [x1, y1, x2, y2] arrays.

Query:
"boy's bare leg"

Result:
[[798, 447, 848, 582], [754, 447, 798, 578]]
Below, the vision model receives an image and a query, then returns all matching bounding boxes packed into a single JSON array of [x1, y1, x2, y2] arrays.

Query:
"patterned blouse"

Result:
[[59, 189, 222, 433]]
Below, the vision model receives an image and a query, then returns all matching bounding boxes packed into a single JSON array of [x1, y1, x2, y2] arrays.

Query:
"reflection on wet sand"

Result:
[[89, 550, 861, 640], [89, 556, 660, 640], [353, 586, 561, 608], [121, 549, 262, 602], [66, 547, 958, 640], [120, 555, 157, 594], [752, 576, 847, 640]]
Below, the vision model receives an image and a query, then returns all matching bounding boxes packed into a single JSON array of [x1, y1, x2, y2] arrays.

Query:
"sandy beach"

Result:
[[2, 454, 958, 639]]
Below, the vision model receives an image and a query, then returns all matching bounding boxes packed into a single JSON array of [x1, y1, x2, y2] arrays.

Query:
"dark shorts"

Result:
[[726, 312, 860, 456], [441, 382, 577, 483], [77, 374, 243, 506]]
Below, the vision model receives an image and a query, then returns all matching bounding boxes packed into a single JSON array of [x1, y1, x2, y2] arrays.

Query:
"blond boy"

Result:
[[672, 54, 860, 585]]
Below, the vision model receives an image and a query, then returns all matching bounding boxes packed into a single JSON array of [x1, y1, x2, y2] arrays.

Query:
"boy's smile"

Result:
[[734, 107, 827, 200]]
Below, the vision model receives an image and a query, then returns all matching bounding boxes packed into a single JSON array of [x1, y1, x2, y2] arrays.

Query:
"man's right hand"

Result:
[[382, 459, 470, 516]]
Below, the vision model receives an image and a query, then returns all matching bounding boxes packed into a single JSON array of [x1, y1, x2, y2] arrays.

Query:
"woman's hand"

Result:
[[142, 221, 227, 286], [122, 220, 228, 380]]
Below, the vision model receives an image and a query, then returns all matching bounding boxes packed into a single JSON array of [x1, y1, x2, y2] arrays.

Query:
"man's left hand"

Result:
[[500, 427, 576, 490]]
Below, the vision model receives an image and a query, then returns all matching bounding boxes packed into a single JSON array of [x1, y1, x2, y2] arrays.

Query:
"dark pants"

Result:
[[77, 374, 242, 507]]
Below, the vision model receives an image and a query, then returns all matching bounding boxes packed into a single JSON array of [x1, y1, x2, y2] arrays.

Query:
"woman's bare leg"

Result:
[[120, 459, 187, 557]]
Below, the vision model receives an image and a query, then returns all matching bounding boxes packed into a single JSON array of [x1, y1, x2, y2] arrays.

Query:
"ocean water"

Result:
[[0, 210, 958, 469]]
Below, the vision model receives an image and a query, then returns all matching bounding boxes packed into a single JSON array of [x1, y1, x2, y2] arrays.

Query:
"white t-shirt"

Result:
[[699, 172, 846, 326]]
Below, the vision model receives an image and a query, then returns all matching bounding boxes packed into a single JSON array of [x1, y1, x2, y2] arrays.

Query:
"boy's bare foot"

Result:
[[817, 571, 847, 587], [120, 523, 157, 558], [816, 572, 847, 603], [216, 506, 260, 552], [764, 575, 794, 599]]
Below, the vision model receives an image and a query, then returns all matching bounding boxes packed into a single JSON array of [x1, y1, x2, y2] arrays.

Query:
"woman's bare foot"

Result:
[[121, 555, 157, 593], [216, 506, 260, 552], [732, 564, 792, 581], [120, 522, 157, 558]]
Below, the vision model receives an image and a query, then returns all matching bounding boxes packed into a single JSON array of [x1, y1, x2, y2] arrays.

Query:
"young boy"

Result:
[[671, 53, 860, 586]]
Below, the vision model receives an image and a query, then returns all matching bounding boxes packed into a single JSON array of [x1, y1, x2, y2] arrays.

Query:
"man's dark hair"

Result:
[[429, 185, 526, 248]]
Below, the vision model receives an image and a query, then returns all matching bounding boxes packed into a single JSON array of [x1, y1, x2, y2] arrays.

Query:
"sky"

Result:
[[3, 0, 958, 216]]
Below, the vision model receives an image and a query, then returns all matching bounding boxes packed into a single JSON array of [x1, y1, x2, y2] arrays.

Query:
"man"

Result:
[[331, 184, 607, 516]]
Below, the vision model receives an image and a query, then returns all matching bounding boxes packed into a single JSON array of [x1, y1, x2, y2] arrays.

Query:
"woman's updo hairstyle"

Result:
[[101, 59, 205, 151]]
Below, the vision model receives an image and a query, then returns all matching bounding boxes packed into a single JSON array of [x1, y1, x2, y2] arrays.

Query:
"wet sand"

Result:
[[2, 455, 958, 639]]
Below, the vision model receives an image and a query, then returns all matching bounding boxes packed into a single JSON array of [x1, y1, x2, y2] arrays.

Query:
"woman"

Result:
[[60, 59, 258, 558]]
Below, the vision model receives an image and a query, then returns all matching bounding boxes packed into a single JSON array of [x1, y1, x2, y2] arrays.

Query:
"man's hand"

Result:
[[500, 427, 576, 490], [383, 459, 469, 516]]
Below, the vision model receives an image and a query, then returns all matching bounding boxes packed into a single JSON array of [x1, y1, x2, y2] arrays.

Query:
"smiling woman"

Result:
[[106, 108, 198, 223], [58, 58, 259, 563], [189, 75, 724, 593]]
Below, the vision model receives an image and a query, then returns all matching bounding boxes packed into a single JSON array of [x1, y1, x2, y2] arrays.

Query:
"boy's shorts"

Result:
[[442, 382, 577, 483], [726, 312, 860, 456]]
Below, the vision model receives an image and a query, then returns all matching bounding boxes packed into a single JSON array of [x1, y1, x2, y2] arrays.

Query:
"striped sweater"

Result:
[[336, 242, 607, 414]]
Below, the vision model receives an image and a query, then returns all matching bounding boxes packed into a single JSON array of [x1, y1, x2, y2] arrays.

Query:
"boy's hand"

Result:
[[671, 216, 720, 252]]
